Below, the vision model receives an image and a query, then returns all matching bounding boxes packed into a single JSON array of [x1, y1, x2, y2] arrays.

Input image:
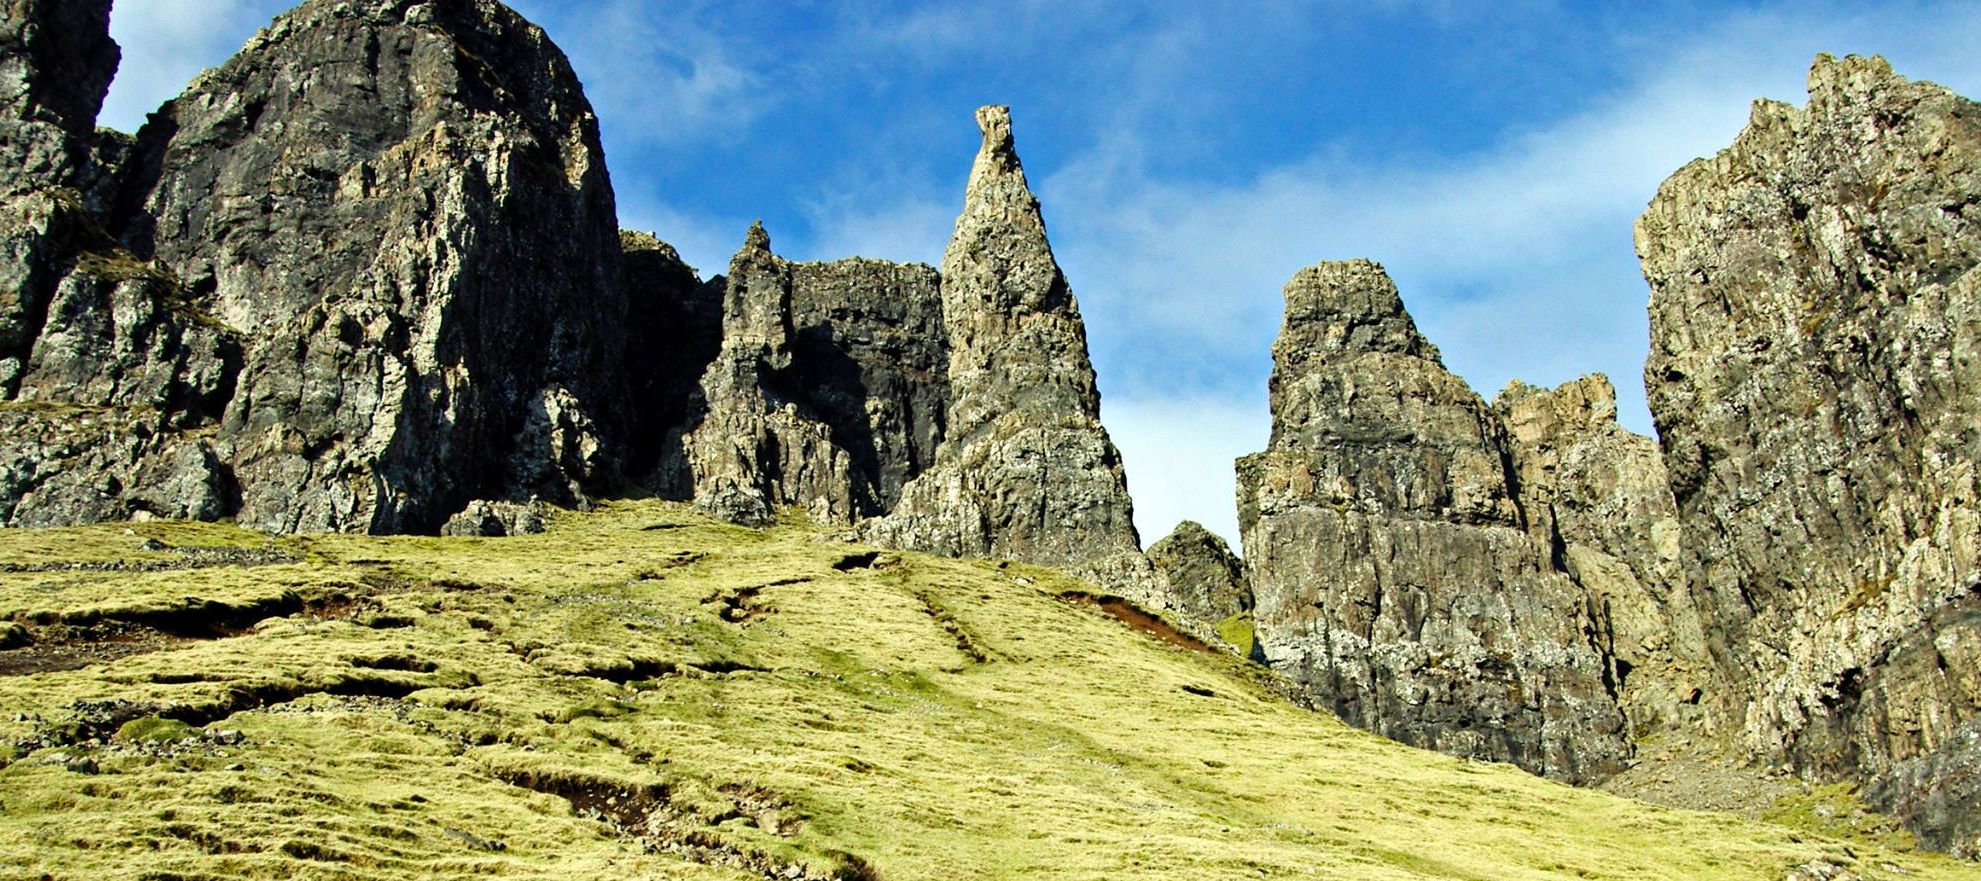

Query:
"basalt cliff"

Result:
[[4, 0, 1981, 862], [1238, 55, 1981, 855]]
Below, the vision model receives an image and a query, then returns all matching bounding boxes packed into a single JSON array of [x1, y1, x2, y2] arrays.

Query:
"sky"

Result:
[[102, 0, 1981, 549]]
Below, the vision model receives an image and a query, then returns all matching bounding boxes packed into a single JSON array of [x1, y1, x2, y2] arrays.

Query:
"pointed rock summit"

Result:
[[1239, 260, 1632, 783], [866, 106, 1146, 585]]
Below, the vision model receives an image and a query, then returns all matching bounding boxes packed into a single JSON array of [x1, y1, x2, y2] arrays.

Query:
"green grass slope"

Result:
[[0, 501, 1971, 881]]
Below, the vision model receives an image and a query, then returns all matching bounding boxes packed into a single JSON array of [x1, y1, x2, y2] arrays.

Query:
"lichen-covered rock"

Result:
[[0, 404, 228, 526], [1148, 520, 1251, 633], [0, 1, 242, 527], [2, 192, 239, 420], [114, 0, 627, 533], [1640, 53, 1981, 852], [681, 223, 860, 527], [1238, 260, 1630, 783], [441, 498, 547, 536], [0, 0, 118, 195], [866, 106, 1144, 581], [1494, 376, 1709, 737]]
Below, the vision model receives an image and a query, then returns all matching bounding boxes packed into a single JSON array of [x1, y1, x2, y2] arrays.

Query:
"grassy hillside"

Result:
[[0, 501, 1972, 881]]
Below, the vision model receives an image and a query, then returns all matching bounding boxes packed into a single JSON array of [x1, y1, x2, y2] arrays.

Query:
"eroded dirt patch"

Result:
[[913, 590, 989, 664], [702, 577, 808, 624], [496, 769, 869, 880], [1061, 593, 1218, 656], [0, 590, 380, 677]]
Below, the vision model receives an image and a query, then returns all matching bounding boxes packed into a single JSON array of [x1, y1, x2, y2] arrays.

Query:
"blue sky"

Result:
[[103, 0, 1981, 547]]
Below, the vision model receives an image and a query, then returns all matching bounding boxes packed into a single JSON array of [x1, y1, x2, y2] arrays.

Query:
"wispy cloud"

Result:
[[512, 0, 769, 148]]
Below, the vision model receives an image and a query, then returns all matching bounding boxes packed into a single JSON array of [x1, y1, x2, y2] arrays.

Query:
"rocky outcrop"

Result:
[[0, 0, 118, 195], [1148, 521, 1250, 629], [441, 498, 547, 536], [866, 106, 1145, 583], [89, 0, 630, 534], [1493, 376, 1709, 737], [1238, 260, 1631, 783], [1640, 54, 1981, 853], [0, 1, 237, 527], [674, 223, 946, 526]]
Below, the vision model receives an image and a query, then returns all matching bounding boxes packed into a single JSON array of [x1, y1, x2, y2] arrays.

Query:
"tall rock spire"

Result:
[[936, 105, 1099, 442], [867, 106, 1145, 582]]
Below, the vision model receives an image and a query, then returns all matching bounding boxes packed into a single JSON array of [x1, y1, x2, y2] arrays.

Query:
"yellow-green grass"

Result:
[[0, 500, 1970, 880]]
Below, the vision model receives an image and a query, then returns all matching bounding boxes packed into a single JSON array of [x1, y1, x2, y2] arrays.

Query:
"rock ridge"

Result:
[[1640, 52, 1981, 853]]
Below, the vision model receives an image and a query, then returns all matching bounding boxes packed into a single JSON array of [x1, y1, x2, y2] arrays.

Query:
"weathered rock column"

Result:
[[1238, 260, 1630, 783], [1641, 54, 1981, 853], [865, 106, 1149, 591]]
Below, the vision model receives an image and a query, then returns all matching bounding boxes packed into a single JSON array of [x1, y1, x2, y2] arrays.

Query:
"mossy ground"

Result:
[[0, 501, 1974, 880]]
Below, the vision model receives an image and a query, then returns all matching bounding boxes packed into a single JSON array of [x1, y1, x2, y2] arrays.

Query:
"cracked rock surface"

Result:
[[1640, 54, 1981, 854]]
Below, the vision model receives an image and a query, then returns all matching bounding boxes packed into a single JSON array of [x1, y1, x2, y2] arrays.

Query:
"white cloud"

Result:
[[511, 0, 768, 148], [1107, 394, 1271, 549]]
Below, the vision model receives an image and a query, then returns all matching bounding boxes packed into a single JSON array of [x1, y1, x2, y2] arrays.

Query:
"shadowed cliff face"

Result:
[[1641, 54, 1981, 854], [675, 222, 947, 527], [107, 0, 629, 534], [0, 0, 239, 526]]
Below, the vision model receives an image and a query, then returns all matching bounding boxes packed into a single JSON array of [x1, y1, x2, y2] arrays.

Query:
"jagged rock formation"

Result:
[[1148, 520, 1250, 631], [1640, 54, 1981, 853], [0, 0, 237, 526], [1493, 376, 1710, 737], [0, 0, 1141, 600], [675, 223, 945, 527], [1, 0, 637, 533], [111, 0, 628, 533], [1237, 260, 1632, 783], [0, 0, 118, 196], [866, 106, 1145, 582]]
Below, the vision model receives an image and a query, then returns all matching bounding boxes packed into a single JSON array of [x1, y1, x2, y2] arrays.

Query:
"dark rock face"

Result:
[[0, 0, 118, 195], [866, 106, 1145, 582], [1147, 520, 1251, 644], [1237, 260, 1631, 783], [1640, 54, 1981, 853], [0, 1, 236, 527], [99, 0, 628, 533], [677, 223, 945, 526], [619, 230, 722, 496]]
